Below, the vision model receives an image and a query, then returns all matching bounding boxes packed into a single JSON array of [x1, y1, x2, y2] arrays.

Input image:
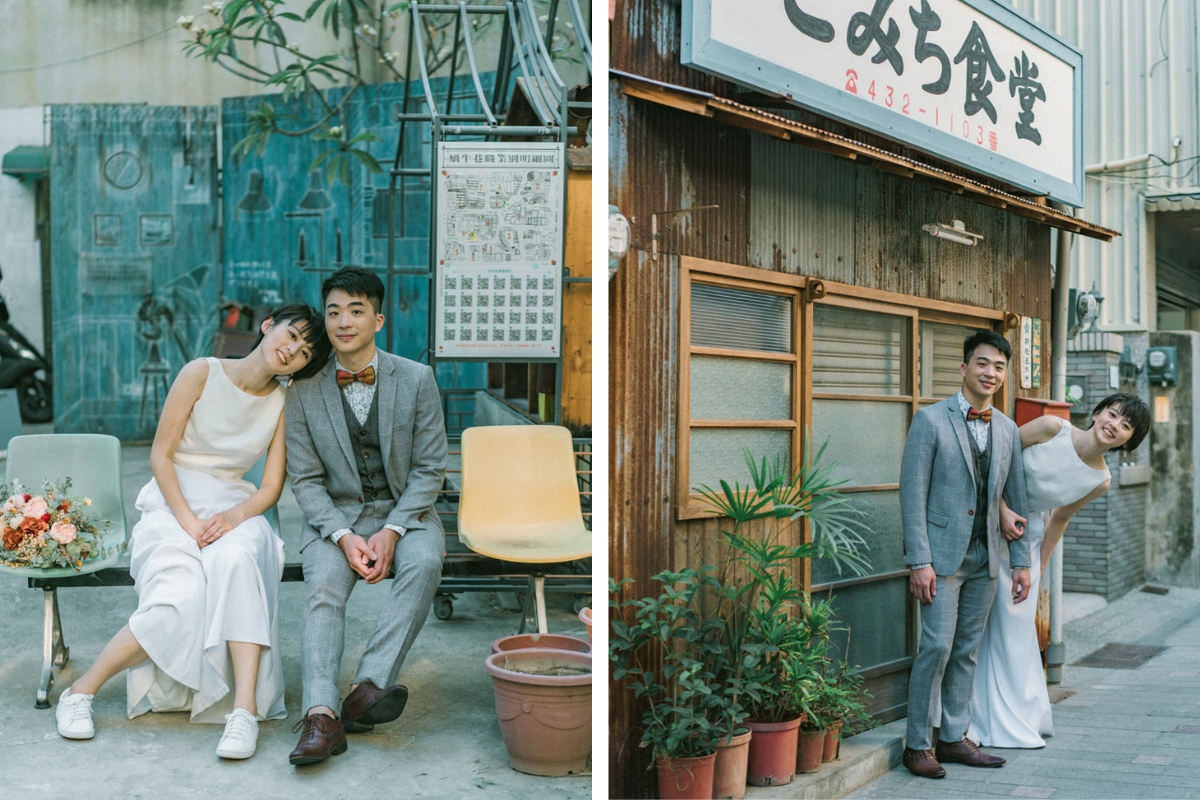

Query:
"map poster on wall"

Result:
[[434, 142, 565, 360]]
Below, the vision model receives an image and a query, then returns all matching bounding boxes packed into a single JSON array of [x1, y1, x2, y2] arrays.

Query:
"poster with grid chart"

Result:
[[434, 142, 565, 359]]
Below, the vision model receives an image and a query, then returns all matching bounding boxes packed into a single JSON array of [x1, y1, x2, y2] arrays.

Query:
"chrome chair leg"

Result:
[[533, 574, 548, 635], [37, 587, 69, 709]]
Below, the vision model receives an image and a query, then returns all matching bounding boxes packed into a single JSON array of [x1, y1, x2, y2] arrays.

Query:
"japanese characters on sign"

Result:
[[683, 0, 1083, 206], [434, 142, 565, 360]]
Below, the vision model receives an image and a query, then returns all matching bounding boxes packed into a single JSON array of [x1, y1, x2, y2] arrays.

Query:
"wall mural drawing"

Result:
[[50, 104, 219, 440]]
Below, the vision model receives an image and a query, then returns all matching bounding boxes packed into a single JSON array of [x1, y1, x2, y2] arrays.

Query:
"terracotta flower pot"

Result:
[[484, 648, 592, 776], [822, 719, 843, 762], [491, 632, 591, 655], [796, 726, 826, 774], [745, 716, 803, 787], [712, 730, 752, 799], [579, 606, 592, 642], [656, 751, 717, 799]]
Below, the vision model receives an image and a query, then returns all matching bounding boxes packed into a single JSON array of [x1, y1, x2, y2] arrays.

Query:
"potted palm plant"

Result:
[[695, 441, 872, 789]]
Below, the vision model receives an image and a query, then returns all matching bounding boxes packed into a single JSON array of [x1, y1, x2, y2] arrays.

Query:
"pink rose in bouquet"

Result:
[[50, 521, 78, 544], [23, 496, 49, 519]]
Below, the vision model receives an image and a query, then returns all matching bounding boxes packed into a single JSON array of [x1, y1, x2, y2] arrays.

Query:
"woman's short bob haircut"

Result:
[[250, 303, 331, 381], [1089, 392, 1151, 452]]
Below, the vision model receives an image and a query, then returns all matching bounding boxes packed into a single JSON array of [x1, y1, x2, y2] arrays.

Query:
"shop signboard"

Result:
[[683, 0, 1084, 206], [433, 141, 565, 360]]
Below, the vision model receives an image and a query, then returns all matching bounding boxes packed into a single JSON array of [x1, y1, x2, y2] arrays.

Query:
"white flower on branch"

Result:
[[357, 24, 378, 38], [328, 126, 343, 137], [287, 42, 301, 53], [177, 15, 195, 30], [382, 51, 399, 63]]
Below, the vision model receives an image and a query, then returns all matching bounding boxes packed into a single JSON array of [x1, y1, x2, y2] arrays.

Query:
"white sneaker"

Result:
[[56, 687, 95, 740], [216, 708, 258, 759]]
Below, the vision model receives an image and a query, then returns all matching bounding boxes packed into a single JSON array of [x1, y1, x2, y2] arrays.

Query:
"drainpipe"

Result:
[[1084, 154, 1153, 174], [1046, 203, 1075, 684]]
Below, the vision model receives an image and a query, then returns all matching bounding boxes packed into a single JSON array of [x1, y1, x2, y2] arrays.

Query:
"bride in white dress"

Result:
[[54, 304, 330, 760], [968, 392, 1150, 749]]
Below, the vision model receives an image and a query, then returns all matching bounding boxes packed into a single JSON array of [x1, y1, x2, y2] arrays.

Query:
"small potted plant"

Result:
[[610, 570, 733, 800], [797, 673, 838, 773], [820, 661, 877, 763]]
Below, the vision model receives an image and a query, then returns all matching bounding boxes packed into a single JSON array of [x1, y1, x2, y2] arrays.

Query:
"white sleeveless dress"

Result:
[[125, 358, 288, 723], [967, 419, 1108, 748]]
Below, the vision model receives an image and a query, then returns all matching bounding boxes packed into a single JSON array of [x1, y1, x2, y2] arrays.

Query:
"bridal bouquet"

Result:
[[1, 479, 112, 571]]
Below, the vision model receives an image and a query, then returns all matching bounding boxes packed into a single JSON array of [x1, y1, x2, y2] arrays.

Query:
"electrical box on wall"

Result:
[[1147, 346, 1178, 387]]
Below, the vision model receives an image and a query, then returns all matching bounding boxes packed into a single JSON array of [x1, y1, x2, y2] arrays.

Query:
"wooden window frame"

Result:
[[677, 263, 1012, 522], [678, 257, 807, 519]]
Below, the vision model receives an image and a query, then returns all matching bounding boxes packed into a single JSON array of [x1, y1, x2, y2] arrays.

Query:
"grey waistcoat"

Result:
[[341, 391, 395, 505], [966, 425, 992, 542]]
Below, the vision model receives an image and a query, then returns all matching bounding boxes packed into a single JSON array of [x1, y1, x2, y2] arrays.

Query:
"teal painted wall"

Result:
[[49, 104, 220, 440]]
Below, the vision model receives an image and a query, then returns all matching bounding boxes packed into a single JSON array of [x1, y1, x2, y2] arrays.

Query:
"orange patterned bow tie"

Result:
[[966, 407, 992, 423], [336, 366, 376, 387]]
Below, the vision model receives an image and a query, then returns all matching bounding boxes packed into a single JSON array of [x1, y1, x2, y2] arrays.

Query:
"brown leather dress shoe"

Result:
[[341, 682, 409, 733], [903, 747, 947, 779], [288, 713, 348, 765], [936, 738, 1005, 767]]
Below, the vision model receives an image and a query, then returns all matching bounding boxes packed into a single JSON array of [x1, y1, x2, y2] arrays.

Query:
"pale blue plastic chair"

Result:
[[4, 433, 126, 707], [0, 389, 22, 457]]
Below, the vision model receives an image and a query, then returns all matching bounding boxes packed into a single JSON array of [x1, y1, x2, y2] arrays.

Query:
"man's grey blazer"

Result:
[[285, 351, 448, 550], [900, 395, 1032, 578]]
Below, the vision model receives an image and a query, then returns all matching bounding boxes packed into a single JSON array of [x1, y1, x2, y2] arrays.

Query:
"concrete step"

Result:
[[748, 719, 905, 799]]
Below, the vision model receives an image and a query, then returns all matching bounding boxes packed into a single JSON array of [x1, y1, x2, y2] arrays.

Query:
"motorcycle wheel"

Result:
[[15, 373, 52, 423]]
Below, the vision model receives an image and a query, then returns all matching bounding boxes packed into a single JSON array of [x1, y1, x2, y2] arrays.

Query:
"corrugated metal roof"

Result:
[[615, 71, 1120, 243]]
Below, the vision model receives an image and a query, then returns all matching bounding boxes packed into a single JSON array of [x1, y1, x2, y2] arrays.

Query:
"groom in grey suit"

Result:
[[284, 267, 447, 765], [900, 330, 1033, 779]]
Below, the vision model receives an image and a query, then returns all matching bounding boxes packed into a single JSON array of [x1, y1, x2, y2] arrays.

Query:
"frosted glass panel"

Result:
[[919, 321, 974, 398], [689, 428, 791, 493], [813, 306, 907, 395], [822, 578, 911, 671], [691, 356, 792, 420], [812, 399, 908, 487], [692, 283, 792, 353], [812, 490, 903, 584]]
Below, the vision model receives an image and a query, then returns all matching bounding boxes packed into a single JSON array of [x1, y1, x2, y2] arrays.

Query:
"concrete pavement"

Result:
[[0, 443, 592, 800], [845, 585, 1200, 800]]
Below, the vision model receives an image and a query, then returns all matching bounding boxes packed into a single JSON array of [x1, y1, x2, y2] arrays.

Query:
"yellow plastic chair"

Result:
[[5, 433, 127, 707], [458, 424, 591, 634]]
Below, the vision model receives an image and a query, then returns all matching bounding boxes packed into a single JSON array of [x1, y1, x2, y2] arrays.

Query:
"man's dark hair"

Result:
[[962, 329, 1012, 363], [322, 266, 385, 314], [251, 303, 332, 381], [1089, 392, 1151, 452]]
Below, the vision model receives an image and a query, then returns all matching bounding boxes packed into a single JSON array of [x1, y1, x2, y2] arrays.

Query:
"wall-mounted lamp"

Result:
[[608, 204, 631, 280], [921, 219, 983, 246]]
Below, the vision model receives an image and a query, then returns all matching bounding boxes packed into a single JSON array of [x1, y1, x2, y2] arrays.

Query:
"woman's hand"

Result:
[[999, 498, 1027, 541], [195, 511, 242, 547]]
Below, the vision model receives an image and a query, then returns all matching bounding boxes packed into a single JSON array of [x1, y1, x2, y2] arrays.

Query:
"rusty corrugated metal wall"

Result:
[[749, 133, 1052, 318], [609, 243, 679, 798], [610, 3, 1056, 798]]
